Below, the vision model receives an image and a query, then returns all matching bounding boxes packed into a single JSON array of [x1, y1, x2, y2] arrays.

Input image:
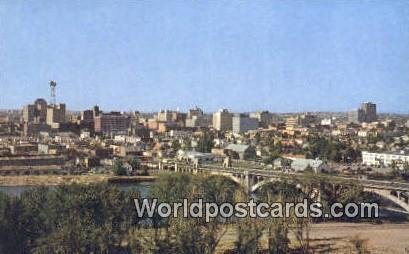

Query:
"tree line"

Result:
[[0, 173, 375, 253]]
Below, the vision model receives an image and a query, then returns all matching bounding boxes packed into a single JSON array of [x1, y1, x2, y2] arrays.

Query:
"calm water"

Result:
[[0, 182, 152, 197]]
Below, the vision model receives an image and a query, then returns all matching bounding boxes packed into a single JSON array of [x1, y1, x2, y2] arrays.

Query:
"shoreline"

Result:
[[0, 174, 157, 187]]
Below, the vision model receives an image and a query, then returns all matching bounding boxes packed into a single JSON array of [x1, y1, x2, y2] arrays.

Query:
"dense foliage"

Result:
[[0, 173, 380, 253], [0, 184, 139, 253]]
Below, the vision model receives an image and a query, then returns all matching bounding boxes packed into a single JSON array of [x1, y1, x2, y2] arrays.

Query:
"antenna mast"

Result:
[[49, 80, 57, 105]]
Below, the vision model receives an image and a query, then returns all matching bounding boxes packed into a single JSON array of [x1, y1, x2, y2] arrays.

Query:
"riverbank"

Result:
[[0, 174, 157, 186], [214, 222, 409, 253]]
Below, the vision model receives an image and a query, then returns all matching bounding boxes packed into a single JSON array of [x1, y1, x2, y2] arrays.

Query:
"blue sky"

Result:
[[0, 1, 408, 113]]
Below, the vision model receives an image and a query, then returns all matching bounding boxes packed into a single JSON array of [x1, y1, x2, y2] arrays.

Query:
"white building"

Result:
[[357, 130, 377, 138], [362, 151, 409, 169], [114, 135, 141, 144], [168, 130, 192, 139], [274, 157, 328, 173], [320, 118, 332, 126], [177, 150, 215, 164]]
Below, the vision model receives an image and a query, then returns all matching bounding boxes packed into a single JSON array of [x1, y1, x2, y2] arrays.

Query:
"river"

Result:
[[0, 182, 152, 197]]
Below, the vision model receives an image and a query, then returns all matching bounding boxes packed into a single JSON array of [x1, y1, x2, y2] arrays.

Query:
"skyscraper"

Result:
[[22, 98, 48, 123], [232, 114, 259, 133], [46, 103, 66, 127], [212, 109, 232, 131], [94, 111, 129, 136], [360, 102, 377, 123], [348, 102, 377, 123]]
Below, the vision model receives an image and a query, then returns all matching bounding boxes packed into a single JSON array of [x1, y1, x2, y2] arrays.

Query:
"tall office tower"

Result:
[[232, 113, 259, 133], [249, 111, 272, 128], [212, 109, 233, 131], [22, 98, 48, 123], [360, 102, 377, 122], [349, 102, 377, 123], [94, 111, 129, 136], [185, 107, 209, 128], [92, 105, 99, 117], [187, 106, 204, 119], [81, 110, 94, 123], [22, 104, 36, 123], [34, 98, 48, 123], [80, 109, 94, 130], [46, 103, 66, 127], [157, 110, 174, 122]]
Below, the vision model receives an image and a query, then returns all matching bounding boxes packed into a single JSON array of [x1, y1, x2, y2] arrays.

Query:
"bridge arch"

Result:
[[364, 188, 409, 213], [250, 178, 282, 193], [171, 162, 409, 213], [207, 171, 246, 188]]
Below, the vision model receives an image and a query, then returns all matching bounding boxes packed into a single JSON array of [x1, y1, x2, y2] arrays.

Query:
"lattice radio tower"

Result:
[[49, 80, 57, 105]]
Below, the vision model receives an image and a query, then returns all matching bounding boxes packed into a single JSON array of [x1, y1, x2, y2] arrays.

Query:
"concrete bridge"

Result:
[[159, 162, 409, 213]]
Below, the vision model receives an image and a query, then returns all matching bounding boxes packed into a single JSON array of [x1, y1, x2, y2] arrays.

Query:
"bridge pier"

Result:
[[243, 171, 256, 195]]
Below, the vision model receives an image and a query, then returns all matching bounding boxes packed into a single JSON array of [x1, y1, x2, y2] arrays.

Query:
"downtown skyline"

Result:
[[1, 1, 409, 113]]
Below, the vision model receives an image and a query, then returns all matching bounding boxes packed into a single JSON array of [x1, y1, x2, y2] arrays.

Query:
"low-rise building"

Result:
[[362, 151, 409, 169], [224, 144, 255, 160], [275, 157, 327, 173], [0, 155, 65, 167], [177, 150, 215, 164], [9, 143, 38, 155], [38, 143, 67, 155]]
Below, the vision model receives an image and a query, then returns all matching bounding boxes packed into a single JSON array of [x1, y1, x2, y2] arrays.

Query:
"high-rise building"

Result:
[[22, 98, 48, 123], [157, 110, 174, 122], [232, 114, 258, 133], [94, 111, 129, 136], [348, 102, 377, 123], [34, 98, 48, 123], [46, 103, 66, 127], [187, 107, 204, 119], [93, 105, 101, 118], [80, 109, 94, 130], [360, 102, 377, 122], [156, 110, 186, 127], [185, 107, 210, 128], [81, 110, 94, 124], [22, 104, 35, 123], [249, 111, 273, 128], [185, 115, 211, 128], [212, 109, 232, 131]]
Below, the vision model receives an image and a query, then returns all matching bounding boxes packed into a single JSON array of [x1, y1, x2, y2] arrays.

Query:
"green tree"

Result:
[[197, 132, 214, 153], [114, 161, 128, 176]]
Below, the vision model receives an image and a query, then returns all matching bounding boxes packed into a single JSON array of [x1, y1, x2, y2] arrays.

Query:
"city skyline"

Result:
[[1, 2, 409, 253], [1, 1, 409, 113], [0, 91, 406, 115]]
